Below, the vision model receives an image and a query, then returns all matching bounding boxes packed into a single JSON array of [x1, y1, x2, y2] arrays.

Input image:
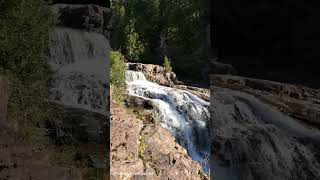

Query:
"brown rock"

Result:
[[142, 125, 205, 180], [174, 85, 210, 101], [127, 63, 181, 87], [110, 96, 208, 179]]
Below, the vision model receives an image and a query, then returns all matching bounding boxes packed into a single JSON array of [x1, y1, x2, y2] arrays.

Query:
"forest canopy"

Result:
[[111, 0, 209, 80]]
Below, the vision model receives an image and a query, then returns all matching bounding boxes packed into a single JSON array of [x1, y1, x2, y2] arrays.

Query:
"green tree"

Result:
[[163, 56, 172, 72], [123, 19, 144, 62], [110, 50, 126, 88], [110, 50, 127, 104], [0, 0, 52, 136], [111, 0, 208, 80]]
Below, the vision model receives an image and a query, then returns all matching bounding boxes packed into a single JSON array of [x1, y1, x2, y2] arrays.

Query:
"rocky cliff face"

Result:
[[210, 74, 320, 180]]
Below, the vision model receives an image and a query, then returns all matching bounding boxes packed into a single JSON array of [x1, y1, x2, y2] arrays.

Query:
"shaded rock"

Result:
[[209, 58, 237, 75], [0, 76, 9, 124], [0, 142, 81, 180], [50, 0, 111, 8], [52, 4, 112, 39], [48, 102, 106, 144], [125, 94, 154, 110]]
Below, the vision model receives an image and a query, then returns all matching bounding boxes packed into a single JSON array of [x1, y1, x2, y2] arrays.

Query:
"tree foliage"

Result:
[[110, 50, 126, 88], [111, 0, 209, 80], [0, 0, 53, 137], [110, 50, 127, 104], [163, 56, 172, 72]]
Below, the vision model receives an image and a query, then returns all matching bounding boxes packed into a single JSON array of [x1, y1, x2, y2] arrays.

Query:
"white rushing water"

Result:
[[47, 27, 109, 113], [126, 70, 210, 172], [48, 27, 109, 81]]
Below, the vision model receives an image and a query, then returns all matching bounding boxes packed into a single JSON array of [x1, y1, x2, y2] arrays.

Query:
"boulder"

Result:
[[209, 58, 237, 75], [127, 63, 182, 87], [52, 4, 112, 39]]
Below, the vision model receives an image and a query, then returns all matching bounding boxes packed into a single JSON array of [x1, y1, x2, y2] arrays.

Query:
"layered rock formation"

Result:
[[210, 74, 320, 180]]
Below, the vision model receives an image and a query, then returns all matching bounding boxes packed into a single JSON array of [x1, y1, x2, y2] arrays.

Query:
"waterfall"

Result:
[[47, 27, 109, 114], [47, 27, 109, 82], [126, 70, 210, 172]]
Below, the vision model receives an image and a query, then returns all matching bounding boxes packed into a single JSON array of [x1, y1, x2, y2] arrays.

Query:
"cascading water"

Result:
[[48, 27, 109, 81], [126, 70, 210, 172], [47, 27, 109, 113]]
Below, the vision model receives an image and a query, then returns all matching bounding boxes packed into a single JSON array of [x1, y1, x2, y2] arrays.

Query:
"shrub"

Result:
[[163, 55, 172, 72], [0, 0, 53, 139], [110, 50, 127, 104], [110, 50, 126, 88]]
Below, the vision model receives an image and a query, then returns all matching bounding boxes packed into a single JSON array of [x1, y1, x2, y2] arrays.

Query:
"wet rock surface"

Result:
[[210, 74, 320, 180]]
